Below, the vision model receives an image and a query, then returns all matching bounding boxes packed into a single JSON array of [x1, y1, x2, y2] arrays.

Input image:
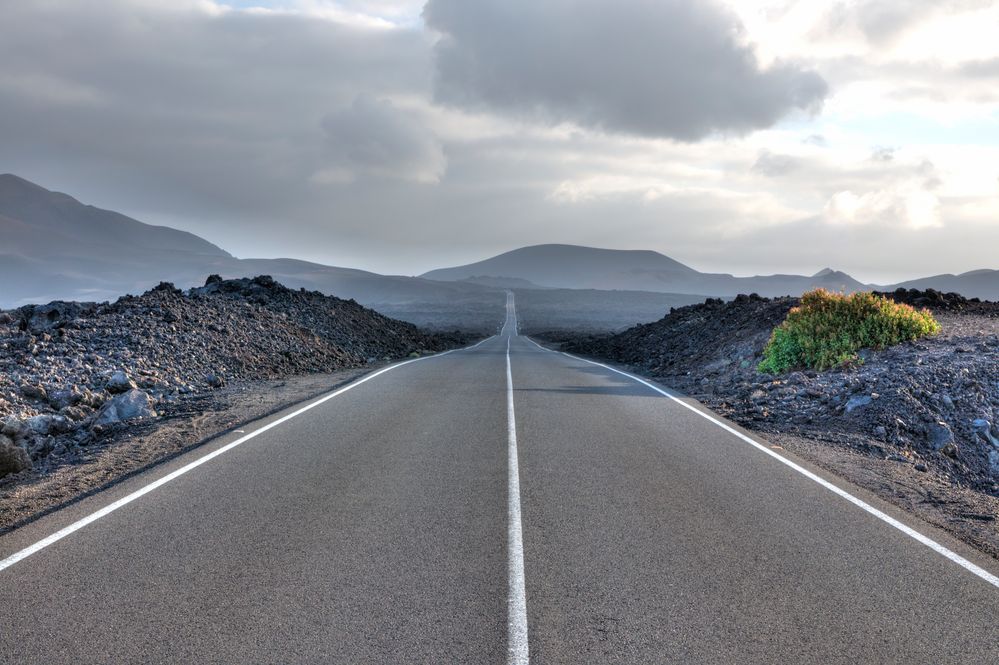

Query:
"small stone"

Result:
[[874, 426, 887, 439], [914, 463, 928, 472]]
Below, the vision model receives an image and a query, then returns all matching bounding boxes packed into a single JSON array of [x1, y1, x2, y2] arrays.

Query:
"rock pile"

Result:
[[558, 294, 999, 493], [0, 275, 467, 477], [874, 288, 998, 317]]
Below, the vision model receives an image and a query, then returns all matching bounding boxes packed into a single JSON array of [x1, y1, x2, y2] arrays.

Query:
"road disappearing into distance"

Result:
[[2, 292, 998, 664]]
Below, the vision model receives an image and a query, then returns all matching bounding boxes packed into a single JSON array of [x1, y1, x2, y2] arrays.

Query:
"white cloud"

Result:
[[824, 188, 941, 229]]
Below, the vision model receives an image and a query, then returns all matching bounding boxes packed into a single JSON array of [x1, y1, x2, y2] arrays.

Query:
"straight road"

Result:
[[1, 292, 998, 663]]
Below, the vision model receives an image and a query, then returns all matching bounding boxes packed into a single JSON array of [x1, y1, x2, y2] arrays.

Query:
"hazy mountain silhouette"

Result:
[[0, 174, 495, 315], [422, 244, 874, 297], [891, 270, 999, 300]]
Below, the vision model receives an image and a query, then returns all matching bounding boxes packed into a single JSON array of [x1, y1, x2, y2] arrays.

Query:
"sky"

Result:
[[1, 0, 997, 282]]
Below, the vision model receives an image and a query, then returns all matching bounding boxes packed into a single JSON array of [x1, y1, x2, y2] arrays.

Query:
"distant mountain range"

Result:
[[423, 244, 999, 300], [1, 174, 997, 329], [0, 174, 497, 317]]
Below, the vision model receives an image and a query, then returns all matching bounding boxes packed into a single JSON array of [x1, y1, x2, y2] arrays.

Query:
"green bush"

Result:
[[758, 289, 940, 373]]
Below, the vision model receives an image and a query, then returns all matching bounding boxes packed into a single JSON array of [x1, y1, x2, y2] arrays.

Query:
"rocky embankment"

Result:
[[0, 275, 468, 483], [545, 289, 999, 556]]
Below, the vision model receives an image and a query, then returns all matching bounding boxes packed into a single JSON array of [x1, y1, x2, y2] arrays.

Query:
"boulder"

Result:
[[48, 386, 83, 410], [0, 435, 31, 477], [19, 383, 47, 401], [927, 421, 955, 452], [106, 370, 137, 394], [94, 389, 158, 427], [972, 419, 999, 447]]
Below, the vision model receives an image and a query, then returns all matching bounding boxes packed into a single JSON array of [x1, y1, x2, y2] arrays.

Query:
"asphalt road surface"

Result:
[[2, 292, 998, 664]]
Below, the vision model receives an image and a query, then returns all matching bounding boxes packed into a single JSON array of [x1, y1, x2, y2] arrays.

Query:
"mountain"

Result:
[[422, 244, 698, 290], [3, 174, 997, 330], [0, 174, 230, 258], [889, 270, 999, 301], [422, 244, 870, 297], [0, 174, 503, 329]]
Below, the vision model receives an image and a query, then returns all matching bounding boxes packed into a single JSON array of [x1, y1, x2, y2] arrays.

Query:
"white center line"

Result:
[[506, 319, 530, 663]]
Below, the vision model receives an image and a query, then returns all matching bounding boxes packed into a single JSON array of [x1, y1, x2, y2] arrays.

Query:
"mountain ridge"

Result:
[[2, 174, 997, 313]]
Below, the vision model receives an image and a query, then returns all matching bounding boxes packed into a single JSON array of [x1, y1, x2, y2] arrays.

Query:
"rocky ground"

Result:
[[539, 289, 999, 558], [0, 275, 470, 526]]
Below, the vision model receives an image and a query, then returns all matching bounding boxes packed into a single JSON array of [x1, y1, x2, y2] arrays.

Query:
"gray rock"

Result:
[[48, 387, 83, 410], [1, 417, 23, 437], [94, 389, 158, 427], [972, 419, 999, 447], [205, 373, 225, 389], [25, 415, 48, 435], [26, 414, 70, 436], [927, 421, 955, 452], [106, 370, 137, 394], [19, 383, 47, 401], [845, 395, 872, 413], [0, 435, 31, 477]]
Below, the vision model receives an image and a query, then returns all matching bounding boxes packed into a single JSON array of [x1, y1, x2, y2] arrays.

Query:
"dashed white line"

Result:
[[0, 338, 494, 573], [506, 335, 530, 665], [524, 335, 999, 590]]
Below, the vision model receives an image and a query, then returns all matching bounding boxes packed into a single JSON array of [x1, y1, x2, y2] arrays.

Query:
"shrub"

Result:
[[758, 289, 940, 373]]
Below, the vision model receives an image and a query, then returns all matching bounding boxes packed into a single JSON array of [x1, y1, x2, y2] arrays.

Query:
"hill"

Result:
[[422, 244, 868, 296], [423, 244, 999, 299]]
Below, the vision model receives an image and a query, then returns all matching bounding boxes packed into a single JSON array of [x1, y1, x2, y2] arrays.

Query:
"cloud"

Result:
[[818, 0, 994, 45], [423, 0, 828, 141], [752, 150, 802, 176], [823, 188, 941, 229], [0, 0, 433, 221], [316, 95, 445, 183]]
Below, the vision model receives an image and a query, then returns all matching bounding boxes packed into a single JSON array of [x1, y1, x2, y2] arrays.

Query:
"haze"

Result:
[[2, 0, 997, 282]]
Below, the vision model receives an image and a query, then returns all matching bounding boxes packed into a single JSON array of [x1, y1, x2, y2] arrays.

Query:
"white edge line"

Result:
[[523, 336, 999, 590], [0, 335, 497, 573], [506, 336, 530, 665]]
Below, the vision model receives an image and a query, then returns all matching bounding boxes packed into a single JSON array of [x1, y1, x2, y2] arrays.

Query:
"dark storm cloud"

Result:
[[0, 1, 433, 221], [423, 0, 828, 140]]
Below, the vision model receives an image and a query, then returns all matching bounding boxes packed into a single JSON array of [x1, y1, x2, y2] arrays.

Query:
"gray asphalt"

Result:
[[1, 294, 998, 664]]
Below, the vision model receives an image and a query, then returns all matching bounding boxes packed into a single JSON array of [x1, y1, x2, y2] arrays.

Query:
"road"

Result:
[[2, 292, 998, 663]]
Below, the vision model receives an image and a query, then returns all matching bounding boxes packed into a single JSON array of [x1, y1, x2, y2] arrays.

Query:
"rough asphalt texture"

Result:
[[1, 299, 998, 663]]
